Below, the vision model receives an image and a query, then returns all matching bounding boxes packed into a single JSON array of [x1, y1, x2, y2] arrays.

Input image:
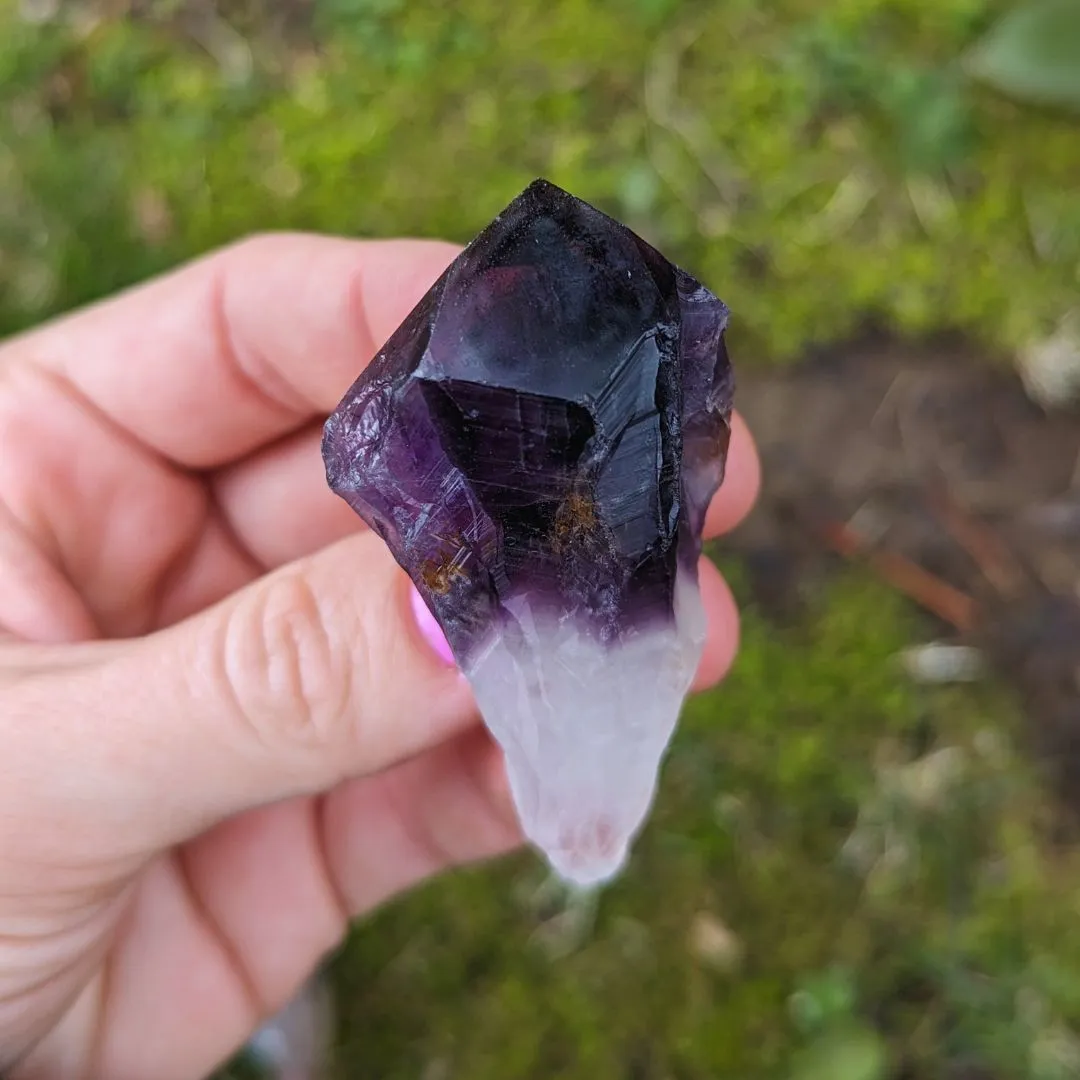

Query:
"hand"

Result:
[[0, 234, 760, 1080]]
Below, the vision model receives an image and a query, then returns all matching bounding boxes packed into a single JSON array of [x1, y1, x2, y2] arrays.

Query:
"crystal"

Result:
[[323, 178, 733, 887]]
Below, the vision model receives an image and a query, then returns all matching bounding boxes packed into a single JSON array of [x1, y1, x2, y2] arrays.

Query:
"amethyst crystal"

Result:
[[323, 179, 733, 886]]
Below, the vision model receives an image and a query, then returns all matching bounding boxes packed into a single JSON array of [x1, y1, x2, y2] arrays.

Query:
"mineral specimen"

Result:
[[323, 178, 733, 887]]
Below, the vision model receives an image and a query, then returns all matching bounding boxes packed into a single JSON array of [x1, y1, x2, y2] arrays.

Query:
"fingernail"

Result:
[[409, 584, 457, 667]]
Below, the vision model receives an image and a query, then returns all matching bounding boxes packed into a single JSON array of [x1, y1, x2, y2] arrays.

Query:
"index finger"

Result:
[[0, 234, 462, 468]]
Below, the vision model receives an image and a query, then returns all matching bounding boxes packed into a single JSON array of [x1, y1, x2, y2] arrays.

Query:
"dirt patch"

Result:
[[726, 340, 1080, 810]]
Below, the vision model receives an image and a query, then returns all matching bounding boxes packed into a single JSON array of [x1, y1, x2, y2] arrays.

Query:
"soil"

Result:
[[726, 339, 1080, 812]]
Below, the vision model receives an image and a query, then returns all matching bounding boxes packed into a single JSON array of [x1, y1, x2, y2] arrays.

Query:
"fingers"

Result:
[[175, 725, 516, 1023], [4, 536, 737, 874], [25, 563, 732, 1080], [704, 412, 760, 539], [4, 481, 743, 869], [88, 855, 258, 1080], [61, 730, 519, 1080], [3, 532, 476, 861], [693, 556, 739, 691], [0, 499, 98, 643], [2, 235, 461, 468], [212, 424, 361, 570], [320, 725, 520, 916], [210, 406, 761, 576], [80, 572, 732, 1075]]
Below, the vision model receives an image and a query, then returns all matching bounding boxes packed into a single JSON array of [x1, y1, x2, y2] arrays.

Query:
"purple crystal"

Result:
[[323, 179, 733, 885]]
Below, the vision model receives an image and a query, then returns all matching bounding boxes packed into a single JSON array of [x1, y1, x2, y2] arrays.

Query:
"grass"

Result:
[[2, 0, 1080, 359], [3, 1, 1080, 1076], [316, 568, 1080, 1080]]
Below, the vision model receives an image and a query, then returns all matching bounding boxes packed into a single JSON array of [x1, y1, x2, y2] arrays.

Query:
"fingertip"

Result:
[[704, 411, 761, 539], [321, 724, 524, 916], [693, 555, 740, 691]]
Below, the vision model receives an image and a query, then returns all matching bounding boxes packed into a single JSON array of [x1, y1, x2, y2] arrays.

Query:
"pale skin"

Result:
[[0, 234, 761, 1080]]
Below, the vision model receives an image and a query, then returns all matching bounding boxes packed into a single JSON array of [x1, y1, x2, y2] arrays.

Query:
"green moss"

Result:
[[309, 567, 1079, 1078], [1, 0, 1079, 357]]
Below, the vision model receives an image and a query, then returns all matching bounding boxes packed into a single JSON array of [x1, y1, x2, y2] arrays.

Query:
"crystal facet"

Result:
[[323, 179, 733, 886]]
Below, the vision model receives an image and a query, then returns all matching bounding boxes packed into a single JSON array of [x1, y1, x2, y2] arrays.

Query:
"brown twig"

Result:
[[818, 519, 979, 633], [926, 483, 1028, 599]]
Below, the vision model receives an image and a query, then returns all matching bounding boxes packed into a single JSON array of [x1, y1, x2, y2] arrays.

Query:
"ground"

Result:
[[2, 2, 1080, 1078]]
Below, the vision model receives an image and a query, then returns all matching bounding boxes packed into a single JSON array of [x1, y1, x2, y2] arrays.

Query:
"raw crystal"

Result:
[[323, 178, 733, 887]]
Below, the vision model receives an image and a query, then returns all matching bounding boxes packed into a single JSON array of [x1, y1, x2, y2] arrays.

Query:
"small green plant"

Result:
[[965, 0, 1080, 112], [2, 0, 1080, 358]]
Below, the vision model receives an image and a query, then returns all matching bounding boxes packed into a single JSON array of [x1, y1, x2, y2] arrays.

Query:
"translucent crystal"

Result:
[[323, 178, 733, 886]]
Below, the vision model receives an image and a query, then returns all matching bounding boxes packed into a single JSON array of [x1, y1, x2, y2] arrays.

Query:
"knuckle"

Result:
[[216, 568, 361, 755], [220, 232, 306, 279], [223, 231, 289, 261]]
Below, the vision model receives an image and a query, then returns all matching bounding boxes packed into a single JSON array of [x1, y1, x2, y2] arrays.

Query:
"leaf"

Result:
[[789, 1024, 888, 1080], [964, 0, 1080, 113]]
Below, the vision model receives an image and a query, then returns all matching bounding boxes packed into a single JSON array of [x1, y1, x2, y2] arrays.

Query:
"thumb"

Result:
[[8, 532, 474, 857]]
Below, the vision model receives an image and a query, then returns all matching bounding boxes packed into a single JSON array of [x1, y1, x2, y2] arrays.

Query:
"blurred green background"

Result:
[[4, 1, 1080, 1077], [3, 0, 1080, 356]]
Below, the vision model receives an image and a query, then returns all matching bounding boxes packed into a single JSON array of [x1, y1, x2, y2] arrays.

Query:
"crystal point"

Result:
[[323, 178, 733, 886]]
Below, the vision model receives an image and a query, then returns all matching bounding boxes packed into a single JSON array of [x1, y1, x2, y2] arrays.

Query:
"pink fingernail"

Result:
[[409, 585, 456, 667]]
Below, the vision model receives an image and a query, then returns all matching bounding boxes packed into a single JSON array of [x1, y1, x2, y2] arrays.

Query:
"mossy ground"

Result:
[[3, 0, 1080, 356], [314, 569, 1080, 1080], [3, 2, 1080, 1077]]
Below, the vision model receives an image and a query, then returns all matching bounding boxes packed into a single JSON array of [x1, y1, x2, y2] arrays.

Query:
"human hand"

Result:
[[0, 234, 760, 1079]]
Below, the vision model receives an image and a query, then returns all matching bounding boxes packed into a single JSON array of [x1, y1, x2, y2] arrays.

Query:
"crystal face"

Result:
[[323, 178, 733, 886]]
